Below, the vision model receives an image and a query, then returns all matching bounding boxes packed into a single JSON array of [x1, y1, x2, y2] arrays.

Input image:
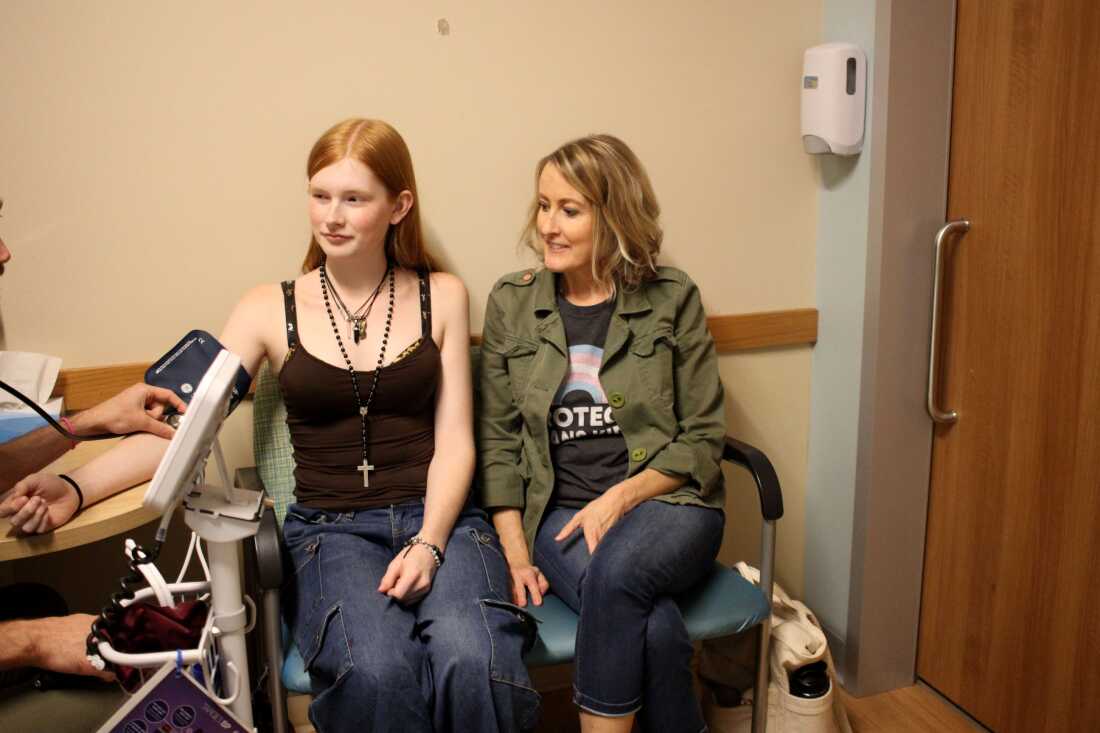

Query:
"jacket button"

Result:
[[522, 271, 533, 282], [609, 392, 625, 408], [631, 447, 647, 462]]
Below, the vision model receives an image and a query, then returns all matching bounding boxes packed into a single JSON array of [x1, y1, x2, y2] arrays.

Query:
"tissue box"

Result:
[[0, 397, 63, 444], [0, 351, 64, 444]]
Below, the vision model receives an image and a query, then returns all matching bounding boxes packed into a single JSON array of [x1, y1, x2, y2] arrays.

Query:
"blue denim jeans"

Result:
[[533, 501, 724, 733], [283, 502, 541, 733]]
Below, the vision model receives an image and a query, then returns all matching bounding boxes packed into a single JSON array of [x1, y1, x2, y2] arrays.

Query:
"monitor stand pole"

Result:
[[184, 485, 264, 728]]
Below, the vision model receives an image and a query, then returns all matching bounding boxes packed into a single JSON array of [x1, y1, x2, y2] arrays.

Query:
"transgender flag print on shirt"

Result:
[[548, 294, 628, 506], [555, 345, 606, 402], [549, 344, 621, 446]]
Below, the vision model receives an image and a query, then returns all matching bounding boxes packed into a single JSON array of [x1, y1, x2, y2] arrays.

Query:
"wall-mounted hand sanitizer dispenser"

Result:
[[801, 43, 866, 155]]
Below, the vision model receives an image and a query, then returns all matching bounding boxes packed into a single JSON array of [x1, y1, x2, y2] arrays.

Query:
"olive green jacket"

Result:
[[476, 265, 726, 551]]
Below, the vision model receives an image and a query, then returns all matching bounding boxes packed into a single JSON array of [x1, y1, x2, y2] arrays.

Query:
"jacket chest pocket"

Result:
[[502, 337, 541, 405], [630, 328, 677, 406]]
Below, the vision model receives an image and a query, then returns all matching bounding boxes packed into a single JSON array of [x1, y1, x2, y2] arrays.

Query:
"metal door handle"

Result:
[[927, 219, 970, 424]]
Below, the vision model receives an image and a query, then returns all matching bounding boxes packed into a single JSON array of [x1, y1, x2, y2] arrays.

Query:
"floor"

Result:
[[532, 678, 984, 733], [288, 678, 983, 733], [840, 683, 986, 733]]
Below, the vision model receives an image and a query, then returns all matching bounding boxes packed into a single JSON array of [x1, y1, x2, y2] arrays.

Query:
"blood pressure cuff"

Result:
[[145, 330, 252, 413], [102, 598, 210, 692]]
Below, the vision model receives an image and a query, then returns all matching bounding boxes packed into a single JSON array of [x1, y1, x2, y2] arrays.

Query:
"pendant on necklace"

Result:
[[352, 319, 364, 344]]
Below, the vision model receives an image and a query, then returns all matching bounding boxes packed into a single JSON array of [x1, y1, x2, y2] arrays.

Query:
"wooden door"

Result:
[[917, 1, 1100, 731]]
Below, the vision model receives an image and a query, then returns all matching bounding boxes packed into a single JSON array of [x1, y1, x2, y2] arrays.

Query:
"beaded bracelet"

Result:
[[403, 535, 444, 568]]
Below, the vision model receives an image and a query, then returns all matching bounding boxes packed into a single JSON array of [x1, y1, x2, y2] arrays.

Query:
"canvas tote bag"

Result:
[[700, 562, 852, 733]]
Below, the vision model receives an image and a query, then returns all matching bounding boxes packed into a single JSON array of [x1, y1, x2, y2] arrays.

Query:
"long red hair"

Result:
[[301, 118, 437, 273]]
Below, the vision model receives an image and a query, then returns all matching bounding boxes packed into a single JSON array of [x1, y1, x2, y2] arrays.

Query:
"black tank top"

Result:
[[277, 271, 440, 510]]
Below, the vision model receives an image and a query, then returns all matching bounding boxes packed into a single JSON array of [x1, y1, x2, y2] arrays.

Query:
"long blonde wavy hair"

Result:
[[521, 134, 662, 291]]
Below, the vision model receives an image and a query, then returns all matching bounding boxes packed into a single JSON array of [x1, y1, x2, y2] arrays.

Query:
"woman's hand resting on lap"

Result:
[[554, 487, 629, 554], [379, 543, 439, 604], [509, 561, 549, 607]]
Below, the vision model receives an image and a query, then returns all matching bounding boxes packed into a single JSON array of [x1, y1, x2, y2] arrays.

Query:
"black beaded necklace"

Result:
[[319, 261, 395, 489]]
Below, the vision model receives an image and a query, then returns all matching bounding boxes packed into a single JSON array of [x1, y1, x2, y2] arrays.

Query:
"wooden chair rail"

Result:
[[52, 308, 817, 411]]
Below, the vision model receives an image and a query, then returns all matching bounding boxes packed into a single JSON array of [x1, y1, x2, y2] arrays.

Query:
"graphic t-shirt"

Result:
[[548, 294, 629, 508]]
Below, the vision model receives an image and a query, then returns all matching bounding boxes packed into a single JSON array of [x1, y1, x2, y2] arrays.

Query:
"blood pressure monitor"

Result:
[[144, 349, 241, 514]]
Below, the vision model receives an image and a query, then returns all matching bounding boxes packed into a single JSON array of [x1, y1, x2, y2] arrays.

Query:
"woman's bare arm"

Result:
[[379, 272, 475, 602], [0, 285, 279, 533]]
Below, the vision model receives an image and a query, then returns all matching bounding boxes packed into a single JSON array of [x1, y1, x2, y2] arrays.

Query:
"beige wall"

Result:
[[0, 1, 819, 595]]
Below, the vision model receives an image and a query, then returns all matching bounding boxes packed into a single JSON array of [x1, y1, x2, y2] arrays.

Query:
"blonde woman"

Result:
[[478, 134, 726, 732]]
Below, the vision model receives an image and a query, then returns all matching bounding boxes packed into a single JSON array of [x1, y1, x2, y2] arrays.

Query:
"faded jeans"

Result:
[[283, 502, 541, 732], [533, 500, 724, 733]]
